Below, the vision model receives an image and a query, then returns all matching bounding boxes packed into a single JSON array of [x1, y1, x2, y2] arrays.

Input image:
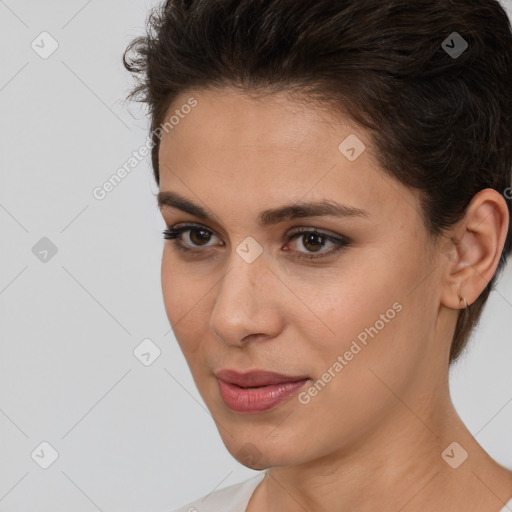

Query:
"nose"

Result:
[[209, 250, 283, 347]]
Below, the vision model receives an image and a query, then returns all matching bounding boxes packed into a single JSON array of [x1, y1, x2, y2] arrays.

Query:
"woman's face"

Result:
[[158, 87, 452, 469]]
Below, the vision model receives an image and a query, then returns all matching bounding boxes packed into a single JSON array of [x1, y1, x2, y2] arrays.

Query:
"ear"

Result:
[[440, 188, 509, 310]]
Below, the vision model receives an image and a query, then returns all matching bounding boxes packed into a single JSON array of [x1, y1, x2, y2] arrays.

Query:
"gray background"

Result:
[[0, 1, 511, 510]]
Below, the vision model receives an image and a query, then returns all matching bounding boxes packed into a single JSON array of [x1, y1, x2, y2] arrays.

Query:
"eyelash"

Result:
[[161, 223, 349, 260]]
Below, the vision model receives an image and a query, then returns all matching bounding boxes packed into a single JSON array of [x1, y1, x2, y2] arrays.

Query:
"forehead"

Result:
[[157, 87, 421, 229], [161, 87, 350, 157]]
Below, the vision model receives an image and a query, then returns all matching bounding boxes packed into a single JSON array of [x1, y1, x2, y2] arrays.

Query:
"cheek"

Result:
[[160, 257, 180, 323], [160, 249, 197, 322], [160, 253, 212, 359], [298, 263, 416, 379], [304, 279, 430, 425]]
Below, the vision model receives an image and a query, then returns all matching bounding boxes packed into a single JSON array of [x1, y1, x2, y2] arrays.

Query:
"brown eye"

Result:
[[286, 228, 349, 260], [163, 224, 349, 261], [188, 228, 213, 246], [162, 225, 219, 249], [300, 232, 326, 252]]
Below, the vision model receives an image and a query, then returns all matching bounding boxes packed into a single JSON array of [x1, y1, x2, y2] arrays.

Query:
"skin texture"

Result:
[[158, 87, 512, 512]]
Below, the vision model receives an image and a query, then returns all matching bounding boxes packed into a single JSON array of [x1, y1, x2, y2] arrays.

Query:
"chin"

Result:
[[222, 435, 301, 469]]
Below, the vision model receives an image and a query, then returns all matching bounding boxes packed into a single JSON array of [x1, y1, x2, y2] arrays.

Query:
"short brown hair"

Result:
[[123, 0, 512, 364]]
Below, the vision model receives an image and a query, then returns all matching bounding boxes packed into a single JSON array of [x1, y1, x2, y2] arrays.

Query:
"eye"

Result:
[[285, 227, 349, 260], [162, 223, 220, 250], [162, 223, 349, 260]]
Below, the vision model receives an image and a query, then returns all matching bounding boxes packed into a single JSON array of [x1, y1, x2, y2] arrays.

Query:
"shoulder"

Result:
[[170, 472, 266, 512]]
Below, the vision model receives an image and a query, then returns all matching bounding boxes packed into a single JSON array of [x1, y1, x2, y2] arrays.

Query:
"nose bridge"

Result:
[[209, 248, 279, 344]]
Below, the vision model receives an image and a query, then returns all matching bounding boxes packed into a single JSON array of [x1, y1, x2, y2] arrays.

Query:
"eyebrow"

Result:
[[157, 191, 370, 225]]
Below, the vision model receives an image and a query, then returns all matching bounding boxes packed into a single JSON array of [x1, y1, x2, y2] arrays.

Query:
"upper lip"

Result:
[[215, 369, 309, 388]]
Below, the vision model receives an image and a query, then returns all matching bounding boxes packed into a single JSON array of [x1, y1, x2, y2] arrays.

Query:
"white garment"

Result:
[[171, 472, 512, 512], [170, 472, 266, 512]]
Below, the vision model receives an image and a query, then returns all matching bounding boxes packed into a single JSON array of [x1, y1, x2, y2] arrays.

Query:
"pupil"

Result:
[[304, 233, 323, 252], [191, 229, 210, 245]]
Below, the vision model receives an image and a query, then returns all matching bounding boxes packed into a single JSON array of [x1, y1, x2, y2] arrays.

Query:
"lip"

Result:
[[215, 369, 309, 387], [215, 369, 310, 413]]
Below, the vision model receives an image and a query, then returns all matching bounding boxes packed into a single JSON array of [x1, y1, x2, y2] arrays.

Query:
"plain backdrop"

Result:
[[0, 1, 511, 510]]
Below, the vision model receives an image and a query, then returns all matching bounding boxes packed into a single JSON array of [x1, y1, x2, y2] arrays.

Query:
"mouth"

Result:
[[215, 369, 310, 413], [215, 369, 310, 387]]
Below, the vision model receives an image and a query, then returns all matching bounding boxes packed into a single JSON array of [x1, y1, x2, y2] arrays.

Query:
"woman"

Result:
[[123, 0, 512, 510]]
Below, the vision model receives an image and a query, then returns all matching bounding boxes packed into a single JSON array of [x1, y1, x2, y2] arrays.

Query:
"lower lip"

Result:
[[217, 378, 309, 413]]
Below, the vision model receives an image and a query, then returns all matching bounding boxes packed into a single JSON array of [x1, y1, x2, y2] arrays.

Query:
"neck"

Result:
[[252, 392, 512, 512]]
